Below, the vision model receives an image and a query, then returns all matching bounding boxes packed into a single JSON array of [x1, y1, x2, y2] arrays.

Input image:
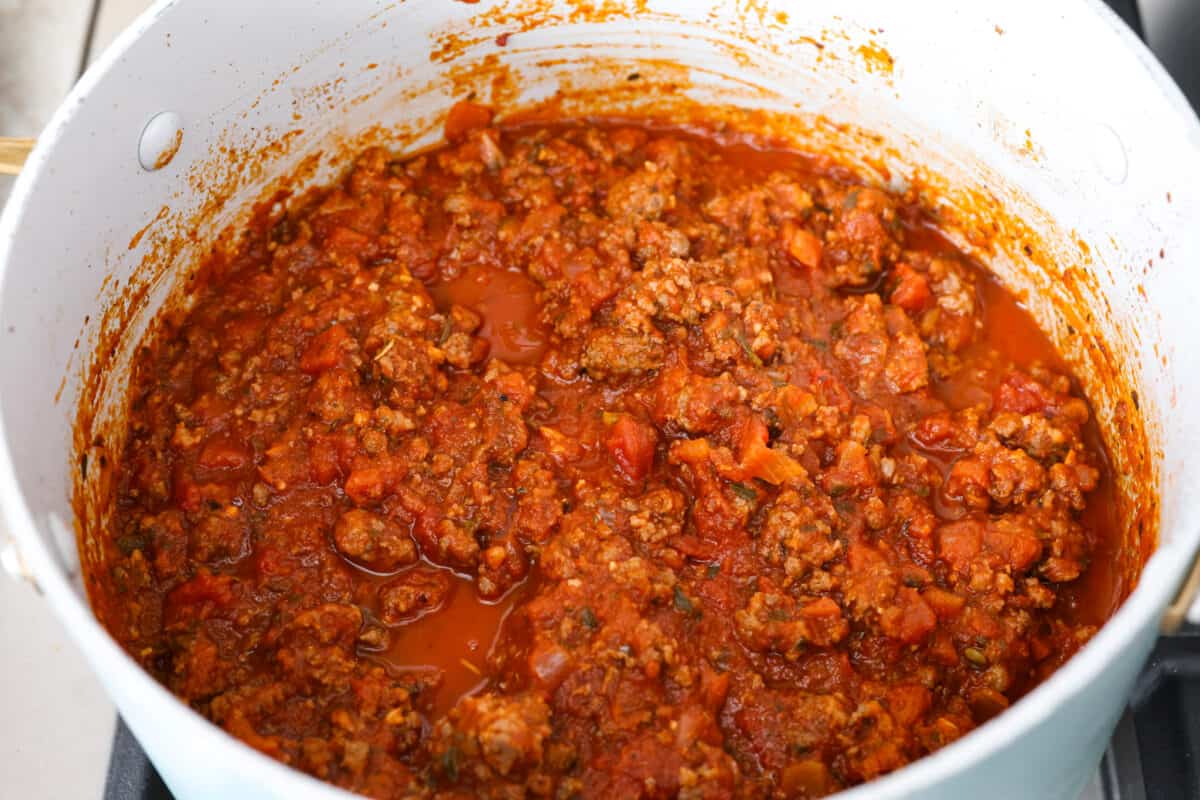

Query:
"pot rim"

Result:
[[1, 0, 1197, 797]]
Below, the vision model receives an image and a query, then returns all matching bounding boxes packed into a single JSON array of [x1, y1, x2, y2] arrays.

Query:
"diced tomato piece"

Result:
[[800, 597, 849, 646], [668, 437, 712, 465], [881, 588, 937, 644], [983, 521, 1043, 573], [735, 414, 805, 484], [886, 684, 932, 727], [444, 99, 494, 142], [927, 631, 960, 666], [300, 324, 352, 374], [699, 664, 731, 711], [911, 412, 958, 449], [308, 437, 342, 485], [605, 414, 658, 482], [782, 220, 823, 268], [774, 386, 817, 428], [993, 371, 1053, 414], [945, 456, 988, 506], [741, 442, 806, 485], [344, 456, 407, 505], [936, 520, 983, 574], [889, 263, 933, 311], [736, 414, 770, 458], [258, 433, 310, 491], [921, 586, 966, 620], [323, 226, 373, 259], [166, 572, 237, 622], [197, 434, 251, 471], [172, 465, 202, 513]]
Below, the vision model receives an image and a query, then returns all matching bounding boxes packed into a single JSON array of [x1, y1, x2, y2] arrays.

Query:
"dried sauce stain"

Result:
[[856, 40, 895, 76], [431, 0, 651, 63], [152, 127, 184, 170], [127, 205, 170, 251]]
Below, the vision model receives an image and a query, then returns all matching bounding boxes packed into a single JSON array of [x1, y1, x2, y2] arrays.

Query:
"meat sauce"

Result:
[[95, 104, 1124, 798]]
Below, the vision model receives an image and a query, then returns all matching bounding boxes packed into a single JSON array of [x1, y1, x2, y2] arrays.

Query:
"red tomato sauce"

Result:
[[92, 104, 1126, 798]]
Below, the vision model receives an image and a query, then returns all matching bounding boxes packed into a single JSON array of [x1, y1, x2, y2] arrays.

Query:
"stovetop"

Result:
[[102, 1, 1200, 798], [1085, 626, 1200, 800]]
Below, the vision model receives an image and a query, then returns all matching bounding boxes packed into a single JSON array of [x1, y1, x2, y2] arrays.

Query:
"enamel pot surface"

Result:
[[1, 1, 1199, 798]]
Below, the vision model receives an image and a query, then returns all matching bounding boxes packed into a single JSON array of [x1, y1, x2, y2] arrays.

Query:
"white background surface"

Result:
[[1, 5, 154, 798]]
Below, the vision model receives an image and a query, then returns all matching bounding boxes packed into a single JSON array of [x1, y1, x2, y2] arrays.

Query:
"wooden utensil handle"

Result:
[[0, 138, 36, 176]]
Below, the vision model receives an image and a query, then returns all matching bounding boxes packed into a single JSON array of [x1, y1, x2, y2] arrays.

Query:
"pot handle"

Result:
[[1162, 553, 1200, 633], [0, 137, 35, 176]]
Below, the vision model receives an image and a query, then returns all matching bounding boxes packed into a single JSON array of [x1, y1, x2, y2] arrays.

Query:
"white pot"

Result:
[[2, 1, 1198, 798]]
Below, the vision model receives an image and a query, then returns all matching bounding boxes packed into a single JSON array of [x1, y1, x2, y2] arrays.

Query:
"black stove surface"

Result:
[[102, 2, 1200, 798], [1111, 626, 1200, 799]]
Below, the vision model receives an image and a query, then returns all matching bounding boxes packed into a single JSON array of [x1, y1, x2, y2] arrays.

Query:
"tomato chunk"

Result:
[[300, 324, 353, 374], [605, 414, 658, 481], [889, 263, 932, 311]]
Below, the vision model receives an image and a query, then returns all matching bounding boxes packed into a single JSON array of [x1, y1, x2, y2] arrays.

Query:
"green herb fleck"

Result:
[[732, 329, 764, 367], [673, 585, 697, 616], [842, 189, 860, 210], [437, 316, 452, 346], [807, 338, 829, 351], [829, 320, 845, 340], [580, 606, 599, 630], [706, 563, 721, 579], [730, 482, 758, 502], [441, 746, 461, 782]]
